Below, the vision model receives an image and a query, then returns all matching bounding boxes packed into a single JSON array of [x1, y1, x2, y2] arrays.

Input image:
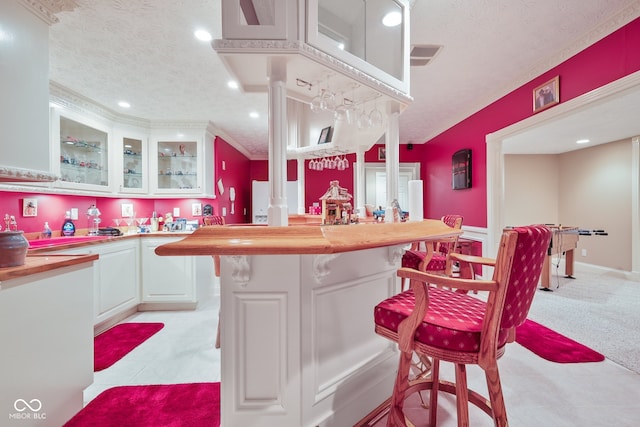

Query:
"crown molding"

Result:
[[18, 0, 79, 25]]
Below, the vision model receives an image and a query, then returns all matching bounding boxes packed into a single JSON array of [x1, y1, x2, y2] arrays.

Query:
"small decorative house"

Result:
[[319, 180, 353, 225]]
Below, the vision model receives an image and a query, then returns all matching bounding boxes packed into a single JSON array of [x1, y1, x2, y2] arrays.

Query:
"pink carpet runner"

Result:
[[94, 322, 164, 371], [516, 319, 605, 363], [64, 383, 220, 427]]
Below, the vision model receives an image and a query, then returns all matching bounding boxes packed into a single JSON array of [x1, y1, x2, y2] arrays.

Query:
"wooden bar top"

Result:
[[0, 254, 99, 283], [154, 219, 462, 256]]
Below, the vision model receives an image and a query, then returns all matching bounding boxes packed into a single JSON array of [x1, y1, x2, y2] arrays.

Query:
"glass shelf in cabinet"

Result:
[[61, 139, 104, 152], [61, 162, 107, 173]]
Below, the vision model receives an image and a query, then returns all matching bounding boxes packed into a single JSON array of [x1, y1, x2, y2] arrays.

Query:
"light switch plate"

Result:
[[173, 207, 180, 217], [70, 208, 78, 220]]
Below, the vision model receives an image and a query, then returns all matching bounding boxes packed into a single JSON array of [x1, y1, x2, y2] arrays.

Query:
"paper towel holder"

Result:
[[452, 149, 472, 190]]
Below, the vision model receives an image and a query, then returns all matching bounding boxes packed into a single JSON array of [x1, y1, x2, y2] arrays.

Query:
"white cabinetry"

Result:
[[52, 109, 112, 192], [116, 129, 149, 194], [0, 262, 95, 427], [93, 240, 140, 326], [140, 237, 197, 309], [46, 239, 140, 330]]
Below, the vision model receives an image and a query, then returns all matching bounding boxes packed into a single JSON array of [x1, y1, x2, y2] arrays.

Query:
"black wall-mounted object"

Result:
[[452, 149, 472, 190]]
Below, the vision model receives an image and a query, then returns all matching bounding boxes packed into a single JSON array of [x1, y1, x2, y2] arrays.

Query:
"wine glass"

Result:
[[334, 94, 349, 121], [136, 217, 149, 233], [310, 88, 323, 113], [357, 107, 371, 130], [124, 216, 135, 234], [369, 100, 384, 128]]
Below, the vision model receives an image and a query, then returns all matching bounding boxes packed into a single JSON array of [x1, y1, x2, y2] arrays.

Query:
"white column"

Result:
[[631, 136, 640, 280], [267, 57, 289, 226], [385, 102, 400, 222], [355, 149, 366, 216], [297, 158, 306, 214]]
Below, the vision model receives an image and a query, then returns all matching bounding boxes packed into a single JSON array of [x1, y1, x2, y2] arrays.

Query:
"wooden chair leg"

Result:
[[454, 364, 470, 427], [485, 365, 508, 427], [388, 350, 413, 426], [429, 358, 440, 427]]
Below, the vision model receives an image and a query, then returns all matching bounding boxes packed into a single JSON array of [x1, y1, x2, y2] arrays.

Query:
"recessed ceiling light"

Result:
[[227, 81, 239, 89], [382, 11, 402, 27], [576, 139, 590, 144], [194, 29, 212, 42], [249, 112, 259, 119], [337, 42, 345, 50], [118, 101, 130, 108]]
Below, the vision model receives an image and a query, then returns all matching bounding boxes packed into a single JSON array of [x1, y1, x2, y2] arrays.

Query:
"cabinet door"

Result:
[[46, 240, 140, 325], [121, 136, 148, 193], [55, 113, 111, 191], [154, 140, 201, 193], [140, 238, 196, 304], [96, 240, 139, 322]]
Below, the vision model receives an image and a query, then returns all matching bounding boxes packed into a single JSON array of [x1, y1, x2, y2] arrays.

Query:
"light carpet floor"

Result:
[[526, 260, 640, 373]]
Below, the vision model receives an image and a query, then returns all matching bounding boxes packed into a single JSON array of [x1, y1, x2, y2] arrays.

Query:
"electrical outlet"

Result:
[[581, 249, 587, 257], [173, 207, 180, 217], [70, 208, 79, 220]]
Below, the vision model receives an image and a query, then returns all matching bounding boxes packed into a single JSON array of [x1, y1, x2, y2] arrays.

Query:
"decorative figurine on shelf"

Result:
[[319, 180, 353, 225]]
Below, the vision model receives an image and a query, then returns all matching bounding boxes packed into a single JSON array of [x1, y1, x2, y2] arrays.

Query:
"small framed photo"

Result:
[[533, 76, 559, 113], [192, 203, 202, 216], [318, 126, 333, 144], [121, 203, 134, 218], [23, 198, 38, 217], [378, 147, 386, 161]]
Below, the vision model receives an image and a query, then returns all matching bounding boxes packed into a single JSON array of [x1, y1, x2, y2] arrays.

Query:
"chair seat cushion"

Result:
[[374, 287, 510, 353], [401, 250, 447, 271]]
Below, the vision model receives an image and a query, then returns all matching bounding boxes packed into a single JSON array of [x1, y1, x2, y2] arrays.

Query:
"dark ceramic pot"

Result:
[[0, 231, 29, 268]]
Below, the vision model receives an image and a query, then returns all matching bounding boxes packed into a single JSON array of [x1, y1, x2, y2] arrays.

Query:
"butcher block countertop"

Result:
[[0, 254, 99, 283], [154, 219, 462, 256]]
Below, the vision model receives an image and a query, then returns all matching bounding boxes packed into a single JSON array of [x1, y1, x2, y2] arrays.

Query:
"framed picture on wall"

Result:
[[23, 198, 38, 217], [318, 126, 333, 144], [378, 147, 386, 161], [452, 149, 472, 190], [533, 76, 560, 113]]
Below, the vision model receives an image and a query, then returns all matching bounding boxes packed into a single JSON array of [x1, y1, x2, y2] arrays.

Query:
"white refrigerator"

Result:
[[251, 180, 299, 223]]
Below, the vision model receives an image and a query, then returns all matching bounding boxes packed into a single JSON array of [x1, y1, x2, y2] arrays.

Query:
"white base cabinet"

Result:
[[0, 263, 95, 427], [140, 237, 197, 309], [93, 240, 140, 325], [46, 239, 140, 328]]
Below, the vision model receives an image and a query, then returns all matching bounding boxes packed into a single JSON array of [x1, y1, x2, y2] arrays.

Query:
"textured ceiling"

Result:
[[48, 1, 640, 159]]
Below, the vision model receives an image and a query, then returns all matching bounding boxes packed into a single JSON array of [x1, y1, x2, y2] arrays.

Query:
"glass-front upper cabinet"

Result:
[[121, 136, 147, 193], [155, 140, 200, 192], [58, 115, 110, 190]]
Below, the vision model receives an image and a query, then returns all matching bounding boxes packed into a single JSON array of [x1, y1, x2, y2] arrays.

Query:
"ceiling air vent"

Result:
[[410, 44, 442, 66]]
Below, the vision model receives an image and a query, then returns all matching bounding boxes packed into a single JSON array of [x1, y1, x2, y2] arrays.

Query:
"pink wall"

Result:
[[0, 191, 216, 234], [422, 17, 640, 227], [214, 136, 252, 223]]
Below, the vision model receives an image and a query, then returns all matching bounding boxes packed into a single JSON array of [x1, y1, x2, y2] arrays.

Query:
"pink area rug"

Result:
[[64, 383, 220, 427], [94, 322, 164, 371], [516, 319, 605, 363]]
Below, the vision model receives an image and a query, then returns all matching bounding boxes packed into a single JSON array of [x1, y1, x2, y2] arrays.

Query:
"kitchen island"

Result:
[[155, 219, 462, 426]]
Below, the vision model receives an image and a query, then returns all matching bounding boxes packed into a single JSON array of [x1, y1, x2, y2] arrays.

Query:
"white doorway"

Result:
[[361, 163, 420, 211]]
